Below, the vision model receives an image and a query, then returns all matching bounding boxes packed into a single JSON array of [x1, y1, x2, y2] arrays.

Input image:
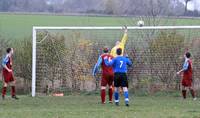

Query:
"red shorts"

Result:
[[101, 73, 114, 86], [2, 69, 14, 83], [182, 78, 192, 87]]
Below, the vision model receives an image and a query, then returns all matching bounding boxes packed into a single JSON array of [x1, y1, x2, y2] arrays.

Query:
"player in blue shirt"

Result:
[[104, 48, 132, 106]]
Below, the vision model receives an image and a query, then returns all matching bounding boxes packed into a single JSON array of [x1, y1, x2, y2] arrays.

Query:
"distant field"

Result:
[[1, 13, 200, 39], [0, 95, 199, 118]]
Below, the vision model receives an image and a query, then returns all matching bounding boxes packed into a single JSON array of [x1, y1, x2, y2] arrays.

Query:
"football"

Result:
[[137, 20, 144, 27]]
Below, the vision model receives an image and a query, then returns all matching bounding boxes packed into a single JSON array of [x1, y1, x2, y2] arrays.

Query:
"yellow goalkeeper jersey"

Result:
[[110, 33, 128, 57]]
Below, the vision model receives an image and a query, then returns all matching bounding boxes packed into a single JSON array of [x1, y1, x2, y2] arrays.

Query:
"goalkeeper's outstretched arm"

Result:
[[121, 26, 128, 46], [110, 26, 128, 57]]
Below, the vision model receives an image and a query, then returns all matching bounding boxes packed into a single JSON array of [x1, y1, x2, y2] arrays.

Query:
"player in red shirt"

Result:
[[177, 52, 196, 100], [1, 48, 19, 100], [92, 47, 114, 104]]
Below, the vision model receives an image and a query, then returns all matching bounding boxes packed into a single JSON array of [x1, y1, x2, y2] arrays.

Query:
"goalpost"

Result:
[[32, 26, 200, 97]]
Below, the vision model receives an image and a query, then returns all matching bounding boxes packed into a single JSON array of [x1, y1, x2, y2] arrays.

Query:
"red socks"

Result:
[[190, 89, 195, 98], [11, 86, 16, 97], [108, 88, 113, 102], [101, 89, 106, 104], [101, 88, 113, 103], [2, 86, 16, 98], [182, 90, 186, 99], [182, 89, 196, 99], [2, 87, 7, 97]]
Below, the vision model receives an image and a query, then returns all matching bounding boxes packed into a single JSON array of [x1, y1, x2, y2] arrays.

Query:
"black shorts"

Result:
[[114, 72, 128, 87]]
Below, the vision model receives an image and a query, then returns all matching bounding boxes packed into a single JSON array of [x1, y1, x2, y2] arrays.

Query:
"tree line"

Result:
[[0, 0, 199, 16]]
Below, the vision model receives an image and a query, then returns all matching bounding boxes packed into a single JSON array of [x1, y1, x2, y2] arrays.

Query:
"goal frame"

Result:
[[32, 26, 200, 97]]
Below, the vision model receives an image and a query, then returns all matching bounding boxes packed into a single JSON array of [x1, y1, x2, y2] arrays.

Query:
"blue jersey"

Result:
[[104, 56, 132, 73]]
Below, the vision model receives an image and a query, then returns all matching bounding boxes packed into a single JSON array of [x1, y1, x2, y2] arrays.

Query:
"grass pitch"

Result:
[[0, 13, 200, 118], [0, 95, 199, 118]]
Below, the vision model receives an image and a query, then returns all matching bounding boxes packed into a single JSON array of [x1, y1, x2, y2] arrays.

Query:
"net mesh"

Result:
[[35, 28, 200, 95]]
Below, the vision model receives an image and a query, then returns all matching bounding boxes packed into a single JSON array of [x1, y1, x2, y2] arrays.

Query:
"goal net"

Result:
[[32, 26, 200, 97]]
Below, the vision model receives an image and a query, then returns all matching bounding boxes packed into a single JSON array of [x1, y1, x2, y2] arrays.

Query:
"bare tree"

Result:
[[184, 0, 192, 15]]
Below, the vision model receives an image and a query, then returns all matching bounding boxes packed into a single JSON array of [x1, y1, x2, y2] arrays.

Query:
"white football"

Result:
[[137, 20, 144, 27]]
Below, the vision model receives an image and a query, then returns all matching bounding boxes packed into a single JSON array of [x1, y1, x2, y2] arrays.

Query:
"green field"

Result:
[[0, 95, 199, 118], [1, 14, 200, 118], [1, 13, 200, 39]]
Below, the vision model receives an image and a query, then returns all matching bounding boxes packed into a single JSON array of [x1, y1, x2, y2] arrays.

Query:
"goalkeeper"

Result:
[[110, 26, 128, 57]]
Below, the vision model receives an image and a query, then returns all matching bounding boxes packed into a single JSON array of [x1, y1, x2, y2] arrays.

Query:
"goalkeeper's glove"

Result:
[[123, 25, 128, 33]]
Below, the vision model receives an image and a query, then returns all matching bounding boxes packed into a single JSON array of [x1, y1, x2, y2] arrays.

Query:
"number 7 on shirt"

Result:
[[120, 61, 123, 68]]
